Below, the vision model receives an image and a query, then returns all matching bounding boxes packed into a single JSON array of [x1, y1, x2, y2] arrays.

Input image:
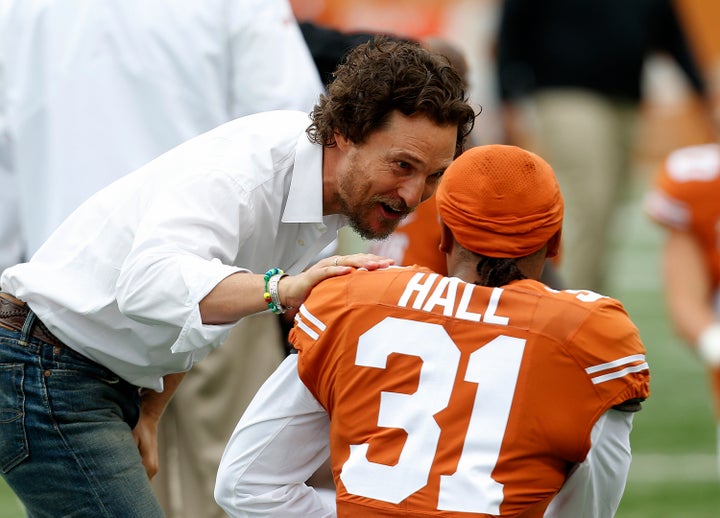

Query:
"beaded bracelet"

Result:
[[263, 268, 290, 314]]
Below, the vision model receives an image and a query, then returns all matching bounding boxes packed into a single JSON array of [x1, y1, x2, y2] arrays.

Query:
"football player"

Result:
[[645, 142, 720, 475], [216, 145, 650, 517]]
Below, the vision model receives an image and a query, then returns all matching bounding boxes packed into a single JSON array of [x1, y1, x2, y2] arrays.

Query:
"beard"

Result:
[[336, 169, 411, 240], [339, 194, 406, 240]]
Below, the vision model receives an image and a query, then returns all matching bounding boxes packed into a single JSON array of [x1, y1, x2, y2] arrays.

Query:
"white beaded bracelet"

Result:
[[267, 272, 290, 314]]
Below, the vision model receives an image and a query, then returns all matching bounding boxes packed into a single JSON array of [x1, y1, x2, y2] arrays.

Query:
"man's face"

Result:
[[334, 111, 458, 240]]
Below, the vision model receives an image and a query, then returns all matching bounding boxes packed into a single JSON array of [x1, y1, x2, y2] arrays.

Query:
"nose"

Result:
[[396, 176, 427, 210]]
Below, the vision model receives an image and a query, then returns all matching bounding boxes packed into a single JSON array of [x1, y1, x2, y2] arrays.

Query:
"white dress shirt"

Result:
[[0, 169, 21, 274], [0, 1, 21, 272], [215, 355, 635, 518], [1, 111, 345, 390], [0, 0, 323, 256]]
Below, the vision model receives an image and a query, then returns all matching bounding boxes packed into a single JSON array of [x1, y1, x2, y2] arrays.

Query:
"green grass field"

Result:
[[1, 175, 719, 517]]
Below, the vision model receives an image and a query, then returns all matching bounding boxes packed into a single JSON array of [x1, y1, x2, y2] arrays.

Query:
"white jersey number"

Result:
[[340, 317, 525, 513]]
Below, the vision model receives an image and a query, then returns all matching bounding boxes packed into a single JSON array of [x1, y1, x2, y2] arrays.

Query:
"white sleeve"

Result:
[[544, 409, 635, 518], [215, 355, 335, 518], [227, 0, 323, 116]]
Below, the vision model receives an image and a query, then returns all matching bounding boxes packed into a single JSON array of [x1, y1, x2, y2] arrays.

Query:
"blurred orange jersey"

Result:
[[644, 143, 720, 289], [369, 193, 448, 275], [645, 143, 720, 419], [290, 266, 650, 517]]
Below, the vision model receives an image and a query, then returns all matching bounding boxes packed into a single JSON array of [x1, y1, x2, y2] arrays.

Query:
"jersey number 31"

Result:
[[340, 317, 526, 514]]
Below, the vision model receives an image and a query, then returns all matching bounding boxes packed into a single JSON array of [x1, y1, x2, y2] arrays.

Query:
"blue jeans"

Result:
[[0, 309, 164, 517]]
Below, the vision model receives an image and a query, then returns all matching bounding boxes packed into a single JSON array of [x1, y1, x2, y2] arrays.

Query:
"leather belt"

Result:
[[0, 292, 70, 349]]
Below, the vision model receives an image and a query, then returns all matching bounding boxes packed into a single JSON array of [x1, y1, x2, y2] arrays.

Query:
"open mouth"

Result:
[[379, 202, 408, 221]]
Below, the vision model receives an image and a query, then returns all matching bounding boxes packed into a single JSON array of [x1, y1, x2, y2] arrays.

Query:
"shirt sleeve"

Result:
[[114, 167, 252, 352], [226, 0, 323, 116], [543, 409, 635, 518], [215, 355, 335, 518]]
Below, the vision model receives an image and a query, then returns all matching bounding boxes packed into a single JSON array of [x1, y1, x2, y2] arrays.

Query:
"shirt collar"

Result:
[[283, 133, 325, 223]]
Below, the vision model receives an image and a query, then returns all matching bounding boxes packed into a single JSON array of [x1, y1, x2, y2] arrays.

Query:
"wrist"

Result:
[[263, 268, 292, 314], [697, 322, 720, 367], [276, 274, 292, 308]]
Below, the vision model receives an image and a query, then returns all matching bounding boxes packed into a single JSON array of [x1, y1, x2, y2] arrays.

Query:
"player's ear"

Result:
[[546, 230, 562, 258], [439, 221, 454, 254]]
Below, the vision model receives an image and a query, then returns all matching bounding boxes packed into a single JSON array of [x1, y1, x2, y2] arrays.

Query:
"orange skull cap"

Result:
[[436, 144, 563, 258]]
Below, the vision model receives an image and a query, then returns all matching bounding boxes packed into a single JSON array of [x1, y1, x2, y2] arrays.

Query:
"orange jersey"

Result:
[[644, 143, 720, 290], [645, 143, 720, 417], [290, 267, 650, 517], [369, 193, 448, 275]]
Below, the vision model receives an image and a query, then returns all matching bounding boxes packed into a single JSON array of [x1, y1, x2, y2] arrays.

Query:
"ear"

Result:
[[334, 130, 352, 153], [439, 221, 454, 254], [546, 230, 562, 258]]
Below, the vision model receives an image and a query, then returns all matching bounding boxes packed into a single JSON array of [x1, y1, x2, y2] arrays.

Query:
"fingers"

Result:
[[281, 254, 395, 309], [132, 421, 159, 480], [148, 463, 158, 480], [328, 253, 394, 270], [140, 442, 159, 479]]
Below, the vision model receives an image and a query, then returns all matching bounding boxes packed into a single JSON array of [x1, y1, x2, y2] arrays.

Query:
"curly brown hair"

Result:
[[306, 36, 476, 157]]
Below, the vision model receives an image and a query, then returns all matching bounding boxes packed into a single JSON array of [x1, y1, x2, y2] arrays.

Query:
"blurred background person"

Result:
[[644, 0, 720, 477], [300, 22, 385, 88], [0, 1, 323, 517], [0, 0, 21, 276], [644, 141, 720, 476], [496, 0, 706, 292], [0, 170, 20, 275], [2, 0, 323, 258]]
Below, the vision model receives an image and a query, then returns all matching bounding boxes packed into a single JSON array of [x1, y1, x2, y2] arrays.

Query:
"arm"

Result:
[[662, 229, 715, 342], [133, 372, 186, 479], [661, 229, 720, 364], [113, 159, 392, 351], [215, 355, 334, 518], [544, 409, 635, 518], [199, 253, 394, 324]]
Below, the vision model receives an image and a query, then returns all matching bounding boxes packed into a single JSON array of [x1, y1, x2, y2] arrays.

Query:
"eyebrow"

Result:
[[390, 150, 422, 164], [389, 149, 452, 174]]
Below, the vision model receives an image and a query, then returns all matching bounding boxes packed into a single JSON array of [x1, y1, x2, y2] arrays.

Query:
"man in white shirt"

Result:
[[0, 2, 327, 516], [0, 35, 475, 515]]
